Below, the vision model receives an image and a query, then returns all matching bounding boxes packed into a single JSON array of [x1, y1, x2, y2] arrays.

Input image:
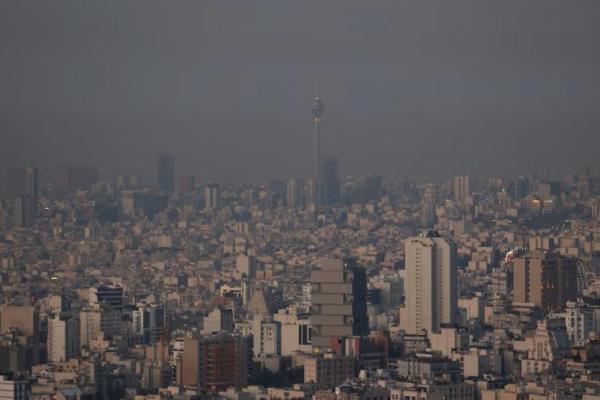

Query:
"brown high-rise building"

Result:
[[0, 305, 40, 365], [180, 337, 199, 387], [512, 252, 578, 312], [178, 333, 251, 392]]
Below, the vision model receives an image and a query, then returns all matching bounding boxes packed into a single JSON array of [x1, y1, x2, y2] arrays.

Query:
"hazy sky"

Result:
[[1, 1, 600, 183]]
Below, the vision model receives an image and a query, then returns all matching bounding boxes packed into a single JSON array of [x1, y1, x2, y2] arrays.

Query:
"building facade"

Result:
[[310, 258, 368, 351], [404, 231, 457, 335]]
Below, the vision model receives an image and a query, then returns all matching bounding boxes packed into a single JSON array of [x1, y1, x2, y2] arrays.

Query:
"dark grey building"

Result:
[[158, 154, 175, 193]]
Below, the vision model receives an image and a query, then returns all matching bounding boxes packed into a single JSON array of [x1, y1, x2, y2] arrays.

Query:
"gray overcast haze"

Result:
[[1, 0, 600, 183]]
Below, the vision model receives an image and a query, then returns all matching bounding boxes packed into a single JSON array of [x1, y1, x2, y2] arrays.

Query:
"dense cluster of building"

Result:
[[2, 159, 600, 400]]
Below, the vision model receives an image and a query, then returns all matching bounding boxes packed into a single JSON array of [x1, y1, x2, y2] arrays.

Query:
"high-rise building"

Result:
[[178, 337, 199, 388], [273, 306, 312, 356], [79, 308, 101, 349], [322, 157, 340, 205], [78, 304, 121, 347], [179, 176, 195, 194], [236, 254, 257, 278], [512, 252, 578, 313], [100, 305, 122, 339], [202, 308, 234, 335], [515, 176, 530, 200], [48, 314, 80, 363], [116, 174, 142, 191], [371, 274, 404, 311], [158, 154, 175, 193], [54, 165, 98, 195], [0, 375, 30, 400], [179, 333, 251, 391], [397, 177, 417, 201], [6, 166, 38, 201], [0, 338, 28, 376], [404, 231, 457, 335], [90, 285, 124, 310], [357, 175, 383, 203], [6, 166, 38, 226], [563, 300, 593, 346], [0, 305, 40, 366], [453, 176, 470, 204], [304, 353, 356, 389], [310, 258, 368, 351], [5, 168, 25, 199], [347, 259, 368, 337], [286, 179, 303, 211], [132, 303, 167, 345], [252, 317, 281, 356], [120, 190, 168, 217], [520, 318, 570, 376], [205, 183, 220, 211], [24, 166, 38, 215], [247, 285, 284, 317], [13, 196, 32, 228]]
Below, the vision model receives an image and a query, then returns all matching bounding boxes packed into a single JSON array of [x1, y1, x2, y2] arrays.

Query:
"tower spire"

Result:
[[310, 66, 325, 179]]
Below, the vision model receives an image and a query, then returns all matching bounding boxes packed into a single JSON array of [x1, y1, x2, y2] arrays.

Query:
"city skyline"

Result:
[[3, 2, 600, 399]]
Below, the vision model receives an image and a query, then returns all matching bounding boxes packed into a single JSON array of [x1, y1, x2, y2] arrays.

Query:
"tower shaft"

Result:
[[314, 117, 320, 178]]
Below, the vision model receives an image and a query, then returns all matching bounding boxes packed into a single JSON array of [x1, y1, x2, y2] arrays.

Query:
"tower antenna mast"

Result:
[[310, 66, 325, 179], [314, 65, 320, 98]]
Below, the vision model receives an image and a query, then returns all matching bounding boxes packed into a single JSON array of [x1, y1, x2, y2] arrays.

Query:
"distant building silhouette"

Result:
[[179, 175, 195, 194], [453, 176, 470, 205], [286, 179, 303, 211], [514, 176, 530, 200], [13, 196, 32, 228], [205, 183, 220, 211], [355, 175, 383, 203], [55, 165, 98, 195], [322, 157, 341, 205], [6, 166, 38, 226], [158, 154, 175, 193], [396, 177, 417, 201], [121, 190, 168, 217]]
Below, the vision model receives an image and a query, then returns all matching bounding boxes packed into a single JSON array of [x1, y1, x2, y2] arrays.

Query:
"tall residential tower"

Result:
[[404, 231, 457, 335]]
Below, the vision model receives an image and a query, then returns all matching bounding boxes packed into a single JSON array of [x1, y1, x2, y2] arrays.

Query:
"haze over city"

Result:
[[2, 1, 600, 182], [5, 3, 600, 400]]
